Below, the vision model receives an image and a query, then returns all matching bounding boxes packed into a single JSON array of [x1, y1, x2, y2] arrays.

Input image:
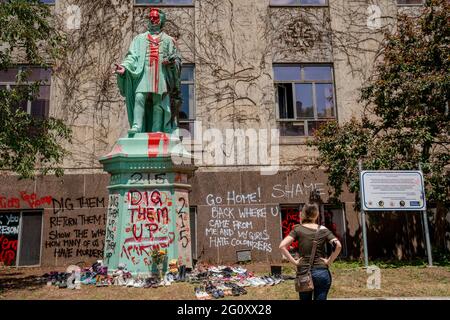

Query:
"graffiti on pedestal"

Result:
[[105, 194, 119, 263], [122, 189, 175, 266], [175, 193, 192, 267], [0, 213, 20, 266]]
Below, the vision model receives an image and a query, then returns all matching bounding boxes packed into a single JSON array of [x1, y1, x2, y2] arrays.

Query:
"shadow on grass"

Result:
[[332, 255, 450, 270], [0, 275, 45, 294]]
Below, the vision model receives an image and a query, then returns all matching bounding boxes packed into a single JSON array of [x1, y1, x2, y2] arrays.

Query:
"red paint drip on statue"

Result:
[[147, 133, 169, 158]]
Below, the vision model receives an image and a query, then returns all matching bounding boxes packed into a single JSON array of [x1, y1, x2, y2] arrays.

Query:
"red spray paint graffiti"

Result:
[[0, 213, 20, 266], [20, 192, 52, 209], [0, 192, 52, 209], [147, 133, 169, 158], [281, 207, 341, 252], [281, 207, 301, 251], [121, 189, 174, 264]]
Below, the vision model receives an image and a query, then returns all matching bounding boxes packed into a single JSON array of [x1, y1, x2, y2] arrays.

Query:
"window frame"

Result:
[[396, 0, 424, 6], [178, 64, 196, 132], [0, 66, 52, 118], [273, 63, 337, 137], [269, 0, 329, 7], [134, 0, 195, 7]]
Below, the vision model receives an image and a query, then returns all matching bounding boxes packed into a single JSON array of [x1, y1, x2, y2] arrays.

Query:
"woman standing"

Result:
[[279, 203, 342, 300]]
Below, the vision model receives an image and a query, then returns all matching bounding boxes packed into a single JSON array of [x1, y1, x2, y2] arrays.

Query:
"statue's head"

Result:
[[148, 8, 166, 32]]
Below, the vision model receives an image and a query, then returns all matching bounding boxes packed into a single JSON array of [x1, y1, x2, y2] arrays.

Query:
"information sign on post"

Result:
[[360, 171, 426, 211]]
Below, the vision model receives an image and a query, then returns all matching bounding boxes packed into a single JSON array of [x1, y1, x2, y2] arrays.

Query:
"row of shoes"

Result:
[[207, 266, 247, 275], [195, 281, 248, 300], [45, 272, 71, 289], [120, 277, 172, 288], [246, 275, 284, 287]]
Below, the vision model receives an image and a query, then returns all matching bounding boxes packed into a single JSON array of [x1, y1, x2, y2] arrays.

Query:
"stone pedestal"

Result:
[[99, 132, 196, 275]]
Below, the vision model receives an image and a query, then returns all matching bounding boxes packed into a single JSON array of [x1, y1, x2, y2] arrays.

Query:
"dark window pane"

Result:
[[179, 121, 194, 136], [303, 66, 332, 81], [300, 0, 327, 4], [308, 121, 328, 136], [316, 83, 335, 118], [135, 0, 193, 4], [31, 86, 50, 118], [271, 0, 327, 4], [18, 212, 42, 266], [295, 84, 314, 118], [162, 0, 193, 4], [274, 65, 301, 81], [397, 0, 423, 4], [270, 0, 298, 4], [0, 68, 19, 82], [10, 85, 29, 113], [277, 83, 294, 119], [181, 65, 194, 81], [180, 84, 194, 120], [280, 121, 305, 136], [24, 67, 52, 82]]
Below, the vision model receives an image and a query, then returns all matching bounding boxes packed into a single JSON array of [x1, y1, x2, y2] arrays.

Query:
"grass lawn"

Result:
[[1, 261, 449, 300]]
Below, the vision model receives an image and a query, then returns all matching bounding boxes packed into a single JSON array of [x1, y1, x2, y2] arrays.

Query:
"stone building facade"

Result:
[[1, 0, 446, 268]]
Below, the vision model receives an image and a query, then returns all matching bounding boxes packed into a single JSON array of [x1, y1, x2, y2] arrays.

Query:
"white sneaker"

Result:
[[126, 279, 135, 287], [133, 279, 144, 288]]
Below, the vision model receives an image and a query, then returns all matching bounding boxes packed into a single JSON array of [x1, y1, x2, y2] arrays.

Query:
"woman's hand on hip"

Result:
[[320, 258, 330, 266]]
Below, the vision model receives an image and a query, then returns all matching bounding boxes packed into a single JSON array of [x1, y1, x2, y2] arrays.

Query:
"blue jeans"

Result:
[[298, 268, 332, 301]]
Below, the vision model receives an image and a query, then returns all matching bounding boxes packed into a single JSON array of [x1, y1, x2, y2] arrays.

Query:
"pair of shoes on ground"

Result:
[[194, 286, 212, 300], [143, 277, 160, 288], [95, 275, 111, 287], [247, 276, 275, 287], [224, 282, 247, 296], [205, 282, 225, 299]]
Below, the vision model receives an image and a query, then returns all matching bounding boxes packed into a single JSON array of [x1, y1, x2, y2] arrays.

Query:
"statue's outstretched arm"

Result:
[[121, 36, 140, 73]]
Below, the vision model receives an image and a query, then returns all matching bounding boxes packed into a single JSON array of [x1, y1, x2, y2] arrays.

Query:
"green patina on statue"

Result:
[[115, 8, 181, 136]]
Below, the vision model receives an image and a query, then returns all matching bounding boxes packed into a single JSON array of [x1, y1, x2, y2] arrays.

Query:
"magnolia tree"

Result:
[[310, 0, 449, 250], [0, 0, 71, 179]]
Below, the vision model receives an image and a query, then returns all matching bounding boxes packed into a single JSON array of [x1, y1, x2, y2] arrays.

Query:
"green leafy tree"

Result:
[[310, 0, 449, 250], [0, 0, 71, 179]]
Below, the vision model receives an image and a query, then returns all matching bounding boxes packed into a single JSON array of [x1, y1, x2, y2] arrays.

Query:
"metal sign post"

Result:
[[419, 164, 433, 267], [421, 208, 433, 267], [358, 161, 369, 268], [359, 164, 433, 267]]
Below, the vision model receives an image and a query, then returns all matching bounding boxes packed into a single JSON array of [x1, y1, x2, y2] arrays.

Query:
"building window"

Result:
[[270, 0, 328, 6], [274, 64, 336, 137], [0, 66, 51, 119], [396, 0, 423, 5], [179, 64, 195, 134], [135, 0, 194, 5]]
